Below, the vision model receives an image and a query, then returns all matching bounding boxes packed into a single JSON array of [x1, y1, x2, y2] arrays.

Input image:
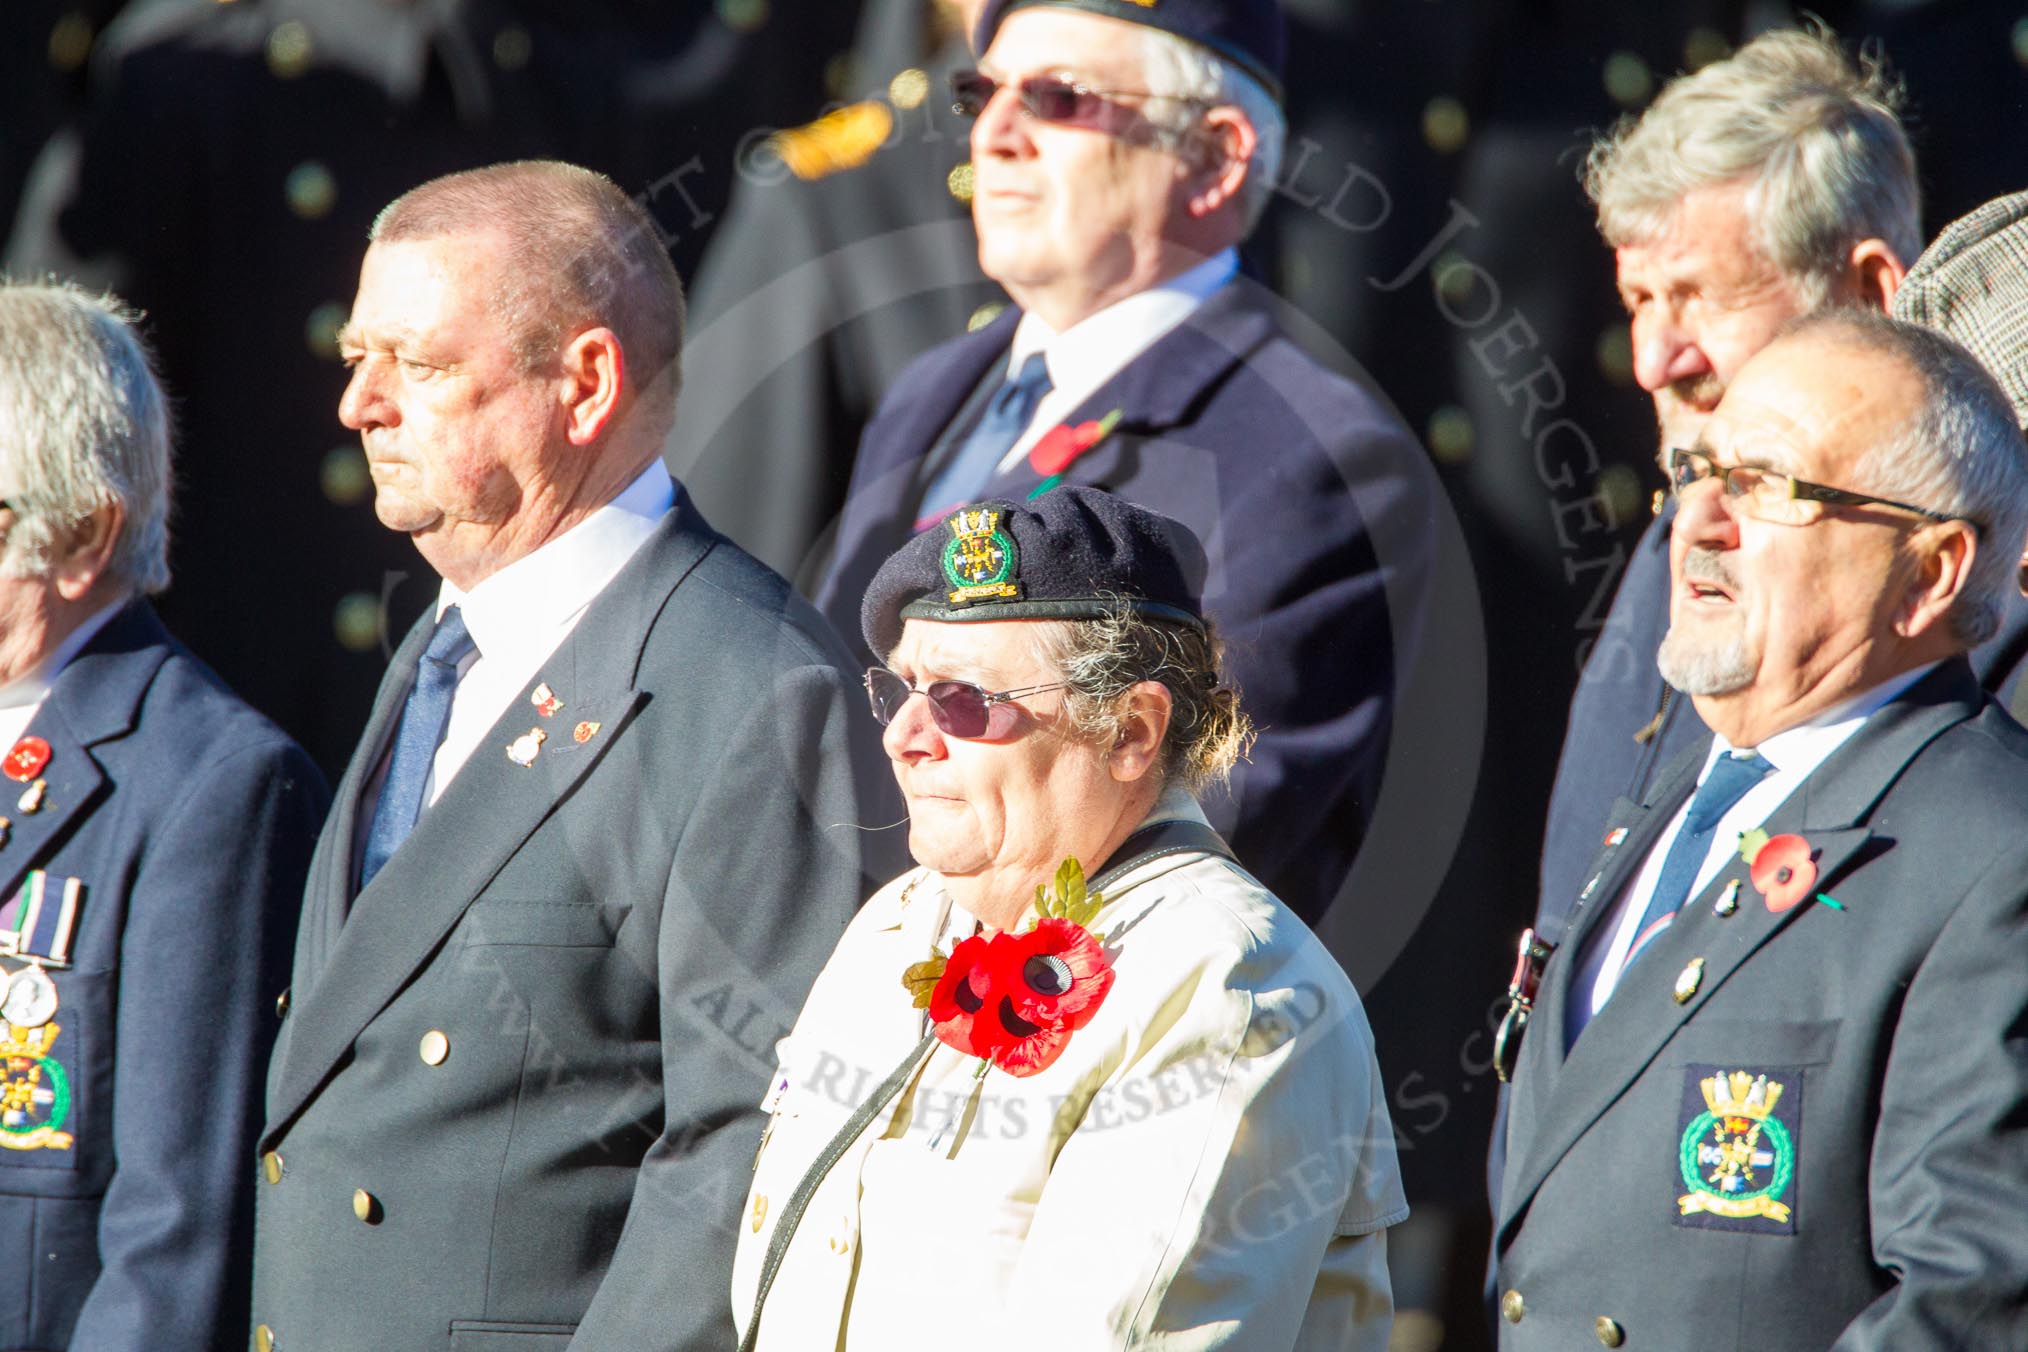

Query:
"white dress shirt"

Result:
[[354, 461, 673, 855], [425, 460, 673, 801], [1584, 662, 1937, 1016], [992, 249, 1238, 475], [0, 601, 126, 753]]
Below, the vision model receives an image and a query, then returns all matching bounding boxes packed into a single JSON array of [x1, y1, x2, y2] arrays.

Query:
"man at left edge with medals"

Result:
[[0, 280, 329, 1350]]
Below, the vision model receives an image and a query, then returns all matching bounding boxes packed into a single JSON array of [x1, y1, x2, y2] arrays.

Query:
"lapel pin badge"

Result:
[[1713, 879, 1741, 917], [530, 682, 564, 718], [1603, 827, 1628, 848], [2, 736, 50, 785], [572, 720, 601, 745], [1673, 957, 1705, 1005], [17, 780, 47, 815], [505, 728, 547, 768]]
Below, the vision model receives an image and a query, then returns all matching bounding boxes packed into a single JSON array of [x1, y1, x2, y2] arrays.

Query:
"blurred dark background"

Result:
[[6, 1, 2022, 1345]]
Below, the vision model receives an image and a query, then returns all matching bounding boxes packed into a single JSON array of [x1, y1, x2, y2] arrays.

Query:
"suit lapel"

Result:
[[0, 604, 167, 904], [291, 611, 435, 989], [265, 509, 716, 1142], [985, 285, 1276, 502], [875, 309, 1018, 491], [1498, 662, 1981, 1247]]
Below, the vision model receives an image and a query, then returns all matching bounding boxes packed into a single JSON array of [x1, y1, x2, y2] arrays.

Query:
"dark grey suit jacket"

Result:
[[1495, 659, 2028, 1350], [251, 498, 896, 1351]]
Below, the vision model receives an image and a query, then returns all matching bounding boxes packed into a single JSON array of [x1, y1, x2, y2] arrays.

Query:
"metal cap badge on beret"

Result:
[[861, 486, 1209, 659], [974, 0, 1287, 104], [1891, 188, 2028, 428]]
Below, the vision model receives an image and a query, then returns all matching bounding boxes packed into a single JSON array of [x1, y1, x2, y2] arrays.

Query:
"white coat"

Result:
[[732, 795, 1408, 1350]]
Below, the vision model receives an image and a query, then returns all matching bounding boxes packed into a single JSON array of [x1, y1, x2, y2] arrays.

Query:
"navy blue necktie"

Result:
[[359, 606, 477, 890], [1567, 750, 1770, 1043], [915, 352, 1053, 524]]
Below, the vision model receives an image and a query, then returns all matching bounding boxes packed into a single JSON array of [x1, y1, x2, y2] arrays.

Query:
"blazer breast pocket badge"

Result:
[[1675, 1065, 1801, 1234]]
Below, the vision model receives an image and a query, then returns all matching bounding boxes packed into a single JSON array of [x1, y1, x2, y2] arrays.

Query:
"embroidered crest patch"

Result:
[[0, 1018, 73, 1152], [940, 508, 1022, 607], [1675, 1065, 1801, 1234]]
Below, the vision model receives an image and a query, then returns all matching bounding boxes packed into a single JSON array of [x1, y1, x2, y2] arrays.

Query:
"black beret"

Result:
[[861, 486, 1209, 659], [974, 0, 1286, 104]]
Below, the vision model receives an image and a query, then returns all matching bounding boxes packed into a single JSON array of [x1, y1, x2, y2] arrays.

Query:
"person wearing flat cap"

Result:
[[811, 0, 1440, 928], [733, 486, 1407, 1350], [1889, 187, 2028, 717]]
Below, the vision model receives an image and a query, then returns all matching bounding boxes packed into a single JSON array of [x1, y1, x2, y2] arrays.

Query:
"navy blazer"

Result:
[[1496, 659, 2028, 1348], [0, 602, 326, 1351], [814, 282, 1440, 924]]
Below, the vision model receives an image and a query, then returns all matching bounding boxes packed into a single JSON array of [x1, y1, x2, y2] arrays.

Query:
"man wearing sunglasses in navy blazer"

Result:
[[814, 0, 1440, 926]]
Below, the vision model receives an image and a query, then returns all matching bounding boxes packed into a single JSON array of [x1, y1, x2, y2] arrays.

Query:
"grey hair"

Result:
[[1785, 308, 2028, 647], [370, 160, 686, 434], [1584, 27, 1919, 307], [1029, 604, 1254, 792], [0, 279, 172, 593], [1135, 27, 1286, 237]]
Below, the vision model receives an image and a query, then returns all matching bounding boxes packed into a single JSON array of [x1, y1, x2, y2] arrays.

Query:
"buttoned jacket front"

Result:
[[252, 499, 895, 1352], [1496, 660, 2028, 1350]]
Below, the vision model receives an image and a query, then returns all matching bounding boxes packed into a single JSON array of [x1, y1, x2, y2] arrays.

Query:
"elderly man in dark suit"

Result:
[[250, 162, 892, 1352], [811, 0, 1438, 926], [0, 280, 326, 1351], [1493, 309, 2028, 1349]]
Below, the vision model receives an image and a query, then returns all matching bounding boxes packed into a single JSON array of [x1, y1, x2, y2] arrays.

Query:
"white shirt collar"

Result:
[[0, 599, 127, 711], [1006, 249, 1238, 392], [1705, 661, 1940, 779], [434, 459, 674, 665]]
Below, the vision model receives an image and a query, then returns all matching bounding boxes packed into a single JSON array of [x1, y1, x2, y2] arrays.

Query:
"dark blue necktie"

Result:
[[358, 606, 477, 890], [915, 352, 1053, 524], [1567, 750, 1771, 1043]]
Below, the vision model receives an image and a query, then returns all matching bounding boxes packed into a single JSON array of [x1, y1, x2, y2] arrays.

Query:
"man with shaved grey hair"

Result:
[[0, 279, 325, 1352], [251, 161, 892, 1351]]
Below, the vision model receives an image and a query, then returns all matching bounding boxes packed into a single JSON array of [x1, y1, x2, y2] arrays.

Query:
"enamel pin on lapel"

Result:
[[2, 738, 49, 784], [572, 721, 600, 744], [3, 739, 49, 816], [1714, 879, 1741, 917], [1674, 957, 1705, 1004], [530, 682, 564, 718], [506, 728, 547, 767]]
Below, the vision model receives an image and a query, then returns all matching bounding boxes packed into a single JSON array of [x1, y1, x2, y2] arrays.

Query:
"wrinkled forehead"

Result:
[[891, 617, 1053, 684], [981, 7, 1153, 83], [1703, 333, 1916, 480], [341, 234, 499, 346]]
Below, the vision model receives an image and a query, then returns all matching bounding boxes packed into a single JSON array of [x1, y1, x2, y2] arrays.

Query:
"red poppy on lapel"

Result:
[[1027, 409, 1124, 497], [1748, 833, 1818, 913]]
